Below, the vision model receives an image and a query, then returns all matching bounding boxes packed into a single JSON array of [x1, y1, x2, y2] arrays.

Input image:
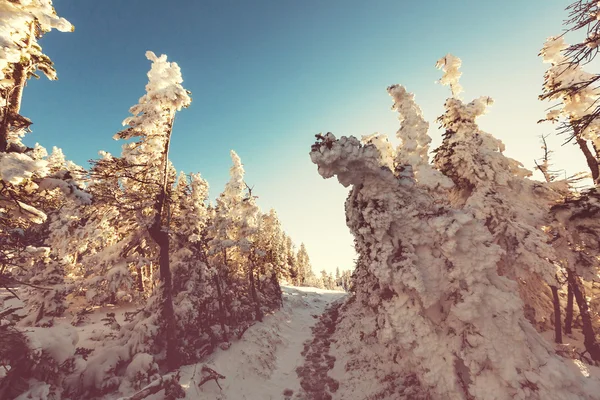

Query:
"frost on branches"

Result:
[[310, 55, 600, 399]]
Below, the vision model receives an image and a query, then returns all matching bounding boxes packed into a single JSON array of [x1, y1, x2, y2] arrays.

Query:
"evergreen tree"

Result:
[[309, 55, 598, 399], [90, 51, 191, 370]]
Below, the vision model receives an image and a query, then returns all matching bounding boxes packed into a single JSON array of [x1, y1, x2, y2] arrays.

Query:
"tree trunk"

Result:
[[136, 266, 144, 292], [551, 285, 562, 344], [149, 199, 177, 370], [565, 278, 574, 335], [256, 266, 262, 291], [576, 136, 599, 184], [213, 273, 228, 342], [0, 23, 33, 153], [271, 273, 283, 308], [148, 113, 177, 370], [567, 269, 600, 362], [249, 262, 262, 322]]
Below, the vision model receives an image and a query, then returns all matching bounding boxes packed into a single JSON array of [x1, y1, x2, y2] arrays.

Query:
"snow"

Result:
[[0, 152, 47, 185], [176, 285, 346, 400], [25, 324, 78, 365], [436, 54, 463, 98], [0, 0, 72, 87]]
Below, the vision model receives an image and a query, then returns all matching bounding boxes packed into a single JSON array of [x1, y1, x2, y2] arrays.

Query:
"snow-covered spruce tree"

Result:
[[282, 234, 299, 284], [120, 50, 189, 369], [309, 61, 600, 399], [295, 243, 307, 285], [213, 152, 278, 321], [433, 55, 563, 331], [237, 184, 264, 321], [206, 150, 284, 337], [254, 209, 285, 308], [206, 150, 246, 338], [88, 51, 191, 373], [296, 242, 320, 287], [320, 270, 335, 290], [169, 171, 217, 363]]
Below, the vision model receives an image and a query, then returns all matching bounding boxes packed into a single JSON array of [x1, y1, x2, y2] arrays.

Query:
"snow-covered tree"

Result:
[[0, 1, 85, 299], [320, 270, 335, 290], [88, 50, 191, 371], [282, 234, 298, 283], [19, 148, 88, 327], [540, 35, 600, 184], [433, 55, 564, 331], [309, 56, 600, 398], [296, 243, 311, 286], [254, 209, 285, 306], [538, 0, 600, 153], [170, 172, 216, 363], [0, 0, 73, 152], [539, 9, 600, 361]]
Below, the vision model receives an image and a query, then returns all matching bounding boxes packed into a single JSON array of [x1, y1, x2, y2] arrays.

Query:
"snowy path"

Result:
[[178, 286, 346, 400]]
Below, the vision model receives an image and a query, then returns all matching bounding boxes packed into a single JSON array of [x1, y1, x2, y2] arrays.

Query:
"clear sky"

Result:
[[23, 0, 584, 275]]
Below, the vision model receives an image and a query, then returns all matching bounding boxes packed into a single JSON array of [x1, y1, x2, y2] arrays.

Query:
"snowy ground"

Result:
[[176, 285, 346, 400]]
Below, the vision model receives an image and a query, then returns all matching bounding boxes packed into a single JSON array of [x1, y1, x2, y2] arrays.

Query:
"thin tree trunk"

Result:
[[149, 225, 176, 370], [551, 285, 562, 344], [567, 269, 600, 362], [136, 266, 144, 292], [256, 265, 262, 291], [249, 261, 262, 322], [148, 113, 177, 370], [214, 273, 228, 342], [576, 136, 599, 184], [1, 23, 34, 152], [565, 278, 574, 335], [271, 273, 283, 308]]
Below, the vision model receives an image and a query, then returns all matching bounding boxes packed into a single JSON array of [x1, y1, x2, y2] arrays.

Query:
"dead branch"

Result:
[[198, 365, 226, 390], [0, 306, 22, 320]]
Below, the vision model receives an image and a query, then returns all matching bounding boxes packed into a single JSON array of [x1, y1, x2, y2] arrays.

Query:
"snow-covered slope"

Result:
[[176, 285, 346, 400]]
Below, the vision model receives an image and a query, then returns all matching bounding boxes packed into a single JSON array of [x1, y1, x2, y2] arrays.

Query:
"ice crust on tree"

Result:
[[310, 55, 600, 399]]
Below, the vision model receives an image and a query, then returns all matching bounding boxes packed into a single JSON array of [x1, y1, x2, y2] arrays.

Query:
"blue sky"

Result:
[[23, 0, 581, 274]]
